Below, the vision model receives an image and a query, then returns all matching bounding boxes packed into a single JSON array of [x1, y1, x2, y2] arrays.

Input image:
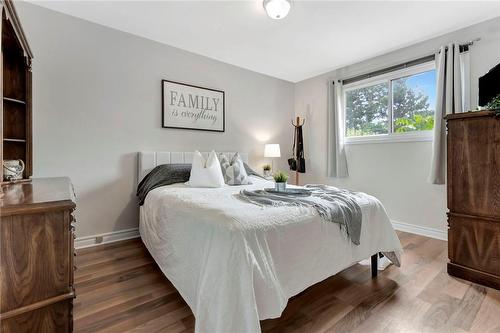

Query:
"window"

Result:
[[344, 62, 436, 143]]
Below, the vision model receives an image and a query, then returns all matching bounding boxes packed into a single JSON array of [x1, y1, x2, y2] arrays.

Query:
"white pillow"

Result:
[[187, 151, 225, 188]]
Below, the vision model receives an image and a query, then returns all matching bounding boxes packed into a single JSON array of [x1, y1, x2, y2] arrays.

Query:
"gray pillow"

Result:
[[219, 153, 252, 185]]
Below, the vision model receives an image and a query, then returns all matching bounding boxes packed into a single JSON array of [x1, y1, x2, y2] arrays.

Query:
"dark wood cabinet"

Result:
[[0, 178, 76, 332], [446, 110, 500, 289]]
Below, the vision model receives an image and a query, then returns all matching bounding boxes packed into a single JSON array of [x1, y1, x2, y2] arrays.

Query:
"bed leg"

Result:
[[371, 253, 378, 278]]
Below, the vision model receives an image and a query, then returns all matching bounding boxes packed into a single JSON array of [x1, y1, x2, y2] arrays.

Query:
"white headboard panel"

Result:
[[138, 151, 249, 182]]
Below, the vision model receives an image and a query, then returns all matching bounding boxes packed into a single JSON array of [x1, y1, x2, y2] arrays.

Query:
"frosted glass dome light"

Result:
[[263, 0, 291, 20]]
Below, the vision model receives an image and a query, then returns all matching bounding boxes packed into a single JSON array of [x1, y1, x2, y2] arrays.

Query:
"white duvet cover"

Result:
[[140, 176, 402, 333]]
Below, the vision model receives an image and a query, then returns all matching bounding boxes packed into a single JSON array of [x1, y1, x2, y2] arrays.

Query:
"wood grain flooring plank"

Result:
[[422, 292, 461, 331], [102, 301, 192, 333], [127, 307, 192, 333], [450, 284, 487, 331], [75, 263, 165, 294], [469, 288, 500, 333], [76, 293, 180, 333], [76, 239, 142, 256], [77, 245, 150, 269], [75, 256, 154, 284], [75, 266, 171, 304], [74, 281, 174, 320], [329, 278, 399, 333]]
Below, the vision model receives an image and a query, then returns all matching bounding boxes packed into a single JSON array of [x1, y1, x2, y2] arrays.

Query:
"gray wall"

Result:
[[294, 17, 500, 235], [17, 3, 294, 238]]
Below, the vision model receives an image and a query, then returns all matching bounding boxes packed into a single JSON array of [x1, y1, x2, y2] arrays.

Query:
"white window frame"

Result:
[[343, 61, 436, 145]]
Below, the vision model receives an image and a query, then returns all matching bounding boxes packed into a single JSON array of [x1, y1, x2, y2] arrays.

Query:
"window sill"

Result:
[[345, 132, 433, 145]]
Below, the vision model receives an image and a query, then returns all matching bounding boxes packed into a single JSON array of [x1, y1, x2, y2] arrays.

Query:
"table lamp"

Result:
[[264, 143, 281, 173]]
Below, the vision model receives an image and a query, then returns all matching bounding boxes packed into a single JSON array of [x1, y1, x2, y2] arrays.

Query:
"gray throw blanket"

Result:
[[238, 184, 363, 245], [137, 164, 192, 205]]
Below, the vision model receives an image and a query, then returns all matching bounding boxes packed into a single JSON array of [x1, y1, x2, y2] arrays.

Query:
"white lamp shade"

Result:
[[263, 0, 291, 20], [264, 144, 281, 158]]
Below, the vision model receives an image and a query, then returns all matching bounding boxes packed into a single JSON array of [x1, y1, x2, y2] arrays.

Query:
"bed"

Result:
[[138, 151, 403, 333]]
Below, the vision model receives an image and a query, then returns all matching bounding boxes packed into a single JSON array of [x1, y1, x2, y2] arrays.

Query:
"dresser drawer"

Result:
[[1, 210, 72, 313], [448, 213, 500, 276], [0, 299, 72, 333]]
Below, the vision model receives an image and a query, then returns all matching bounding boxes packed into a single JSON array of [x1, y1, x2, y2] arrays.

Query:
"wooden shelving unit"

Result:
[[1, 0, 33, 182]]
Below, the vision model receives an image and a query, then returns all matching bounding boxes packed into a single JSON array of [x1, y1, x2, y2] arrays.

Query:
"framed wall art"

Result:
[[162, 80, 225, 132]]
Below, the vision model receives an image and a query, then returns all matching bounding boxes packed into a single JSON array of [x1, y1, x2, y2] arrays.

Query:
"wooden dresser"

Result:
[[446, 111, 500, 289], [0, 177, 76, 332]]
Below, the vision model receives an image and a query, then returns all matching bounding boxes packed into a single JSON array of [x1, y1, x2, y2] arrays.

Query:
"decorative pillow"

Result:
[[187, 151, 225, 188], [219, 152, 252, 185]]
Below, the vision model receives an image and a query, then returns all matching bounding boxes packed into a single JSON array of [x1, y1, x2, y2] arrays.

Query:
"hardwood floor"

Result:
[[74, 232, 500, 333]]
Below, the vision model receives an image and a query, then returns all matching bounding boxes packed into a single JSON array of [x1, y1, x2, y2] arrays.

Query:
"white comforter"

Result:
[[140, 176, 402, 333]]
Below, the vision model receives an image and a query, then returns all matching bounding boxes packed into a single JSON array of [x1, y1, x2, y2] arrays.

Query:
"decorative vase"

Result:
[[263, 170, 271, 177], [275, 182, 287, 192], [3, 159, 25, 181]]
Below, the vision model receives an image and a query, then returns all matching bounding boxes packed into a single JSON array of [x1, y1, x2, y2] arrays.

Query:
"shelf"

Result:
[[3, 97, 26, 104], [3, 138, 26, 143]]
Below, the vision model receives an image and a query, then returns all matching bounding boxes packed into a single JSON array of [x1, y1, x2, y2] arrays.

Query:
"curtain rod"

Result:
[[338, 38, 480, 86], [454, 37, 480, 53], [460, 38, 481, 48]]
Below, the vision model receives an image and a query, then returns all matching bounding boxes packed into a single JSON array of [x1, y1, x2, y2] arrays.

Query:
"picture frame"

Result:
[[161, 79, 225, 132]]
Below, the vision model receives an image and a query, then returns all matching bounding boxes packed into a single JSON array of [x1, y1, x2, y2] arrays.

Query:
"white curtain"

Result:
[[327, 80, 348, 177], [429, 44, 465, 184], [460, 51, 471, 112]]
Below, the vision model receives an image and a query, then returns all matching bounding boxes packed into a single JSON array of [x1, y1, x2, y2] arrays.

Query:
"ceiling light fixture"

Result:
[[263, 0, 291, 20]]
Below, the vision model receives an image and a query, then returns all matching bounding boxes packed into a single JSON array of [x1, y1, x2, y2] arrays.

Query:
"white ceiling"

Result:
[[28, 1, 500, 82]]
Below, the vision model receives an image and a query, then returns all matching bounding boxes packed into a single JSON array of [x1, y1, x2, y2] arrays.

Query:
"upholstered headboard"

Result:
[[138, 151, 249, 182]]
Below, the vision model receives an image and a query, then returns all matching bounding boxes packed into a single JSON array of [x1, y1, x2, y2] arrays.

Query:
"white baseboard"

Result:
[[75, 228, 140, 249], [391, 220, 447, 241]]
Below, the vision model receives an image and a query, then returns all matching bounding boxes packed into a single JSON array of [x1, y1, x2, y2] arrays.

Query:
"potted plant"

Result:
[[263, 164, 272, 177], [486, 94, 500, 111], [273, 171, 289, 192]]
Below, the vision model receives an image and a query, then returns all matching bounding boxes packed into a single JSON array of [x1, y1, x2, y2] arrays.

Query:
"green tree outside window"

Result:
[[345, 70, 435, 137]]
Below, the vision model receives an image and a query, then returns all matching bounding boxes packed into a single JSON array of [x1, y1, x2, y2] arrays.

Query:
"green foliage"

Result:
[[345, 83, 389, 136], [345, 77, 434, 136], [394, 114, 434, 133], [485, 94, 500, 110], [392, 78, 433, 119], [263, 164, 271, 171], [273, 171, 288, 183]]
